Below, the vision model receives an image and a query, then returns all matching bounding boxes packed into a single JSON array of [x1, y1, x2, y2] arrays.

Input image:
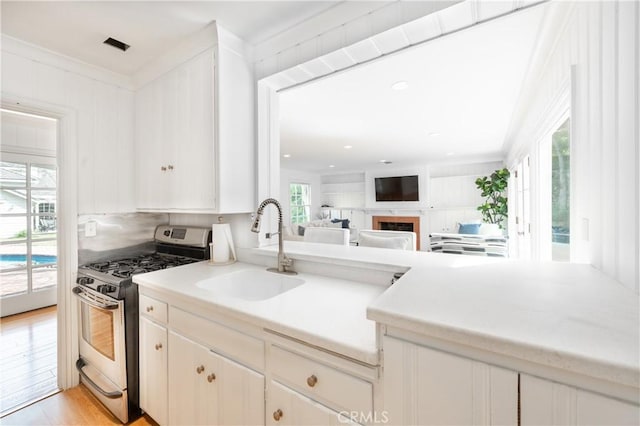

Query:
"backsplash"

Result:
[[77, 213, 168, 265]]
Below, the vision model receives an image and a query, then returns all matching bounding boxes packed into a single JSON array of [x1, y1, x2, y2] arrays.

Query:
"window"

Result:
[[551, 118, 570, 261], [289, 183, 311, 224], [1, 158, 58, 298]]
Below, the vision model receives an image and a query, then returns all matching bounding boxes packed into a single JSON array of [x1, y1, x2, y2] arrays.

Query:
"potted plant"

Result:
[[475, 168, 510, 233]]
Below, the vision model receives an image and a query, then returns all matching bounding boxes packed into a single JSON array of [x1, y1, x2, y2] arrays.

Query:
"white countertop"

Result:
[[135, 240, 639, 392], [254, 242, 640, 391], [133, 261, 384, 365]]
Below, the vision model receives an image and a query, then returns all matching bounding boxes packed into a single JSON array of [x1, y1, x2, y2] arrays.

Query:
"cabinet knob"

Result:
[[196, 365, 205, 374], [207, 373, 216, 383], [155, 343, 162, 350], [160, 166, 167, 171], [146, 306, 154, 312], [273, 409, 283, 421], [306, 374, 318, 387], [167, 164, 174, 170]]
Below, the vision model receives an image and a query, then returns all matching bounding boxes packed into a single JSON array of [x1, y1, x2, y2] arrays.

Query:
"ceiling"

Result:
[[279, 4, 549, 174], [1, 1, 339, 76]]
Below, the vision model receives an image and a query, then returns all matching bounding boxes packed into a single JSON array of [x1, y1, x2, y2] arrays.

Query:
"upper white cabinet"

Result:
[[134, 24, 254, 213]]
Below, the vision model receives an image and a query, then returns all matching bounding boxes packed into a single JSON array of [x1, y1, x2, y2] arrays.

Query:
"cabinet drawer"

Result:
[[139, 294, 168, 324], [170, 306, 264, 371], [270, 346, 372, 415]]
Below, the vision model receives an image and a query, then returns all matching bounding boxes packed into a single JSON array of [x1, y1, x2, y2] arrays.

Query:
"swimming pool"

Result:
[[0, 254, 57, 268]]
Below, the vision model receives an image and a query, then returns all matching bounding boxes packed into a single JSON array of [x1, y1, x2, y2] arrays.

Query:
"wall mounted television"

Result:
[[375, 175, 419, 202]]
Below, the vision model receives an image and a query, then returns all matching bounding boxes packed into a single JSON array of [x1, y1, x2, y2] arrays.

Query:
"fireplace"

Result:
[[372, 216, 421, 250]]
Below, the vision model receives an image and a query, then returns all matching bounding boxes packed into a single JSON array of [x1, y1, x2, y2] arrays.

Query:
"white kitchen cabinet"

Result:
[[266, 338, 377, 426], [168, 330, 264, 426], [135, 50, 215, 211], [267, 380, 360, 426], [521, 374, 640, 425], [139, 316, 168, 425], [383, 336, 517, 425], [134, 24, 254, 213]]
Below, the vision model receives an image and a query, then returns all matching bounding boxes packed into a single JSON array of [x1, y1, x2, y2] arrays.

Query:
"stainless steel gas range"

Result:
[[73, 225, 211, 423]]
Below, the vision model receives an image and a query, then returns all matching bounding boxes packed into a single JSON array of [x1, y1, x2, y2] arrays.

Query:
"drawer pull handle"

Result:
[[154, 343, 162, 351], [273, 409, 283, 421], [207, 373, 216, 383], [196, 365, 205, 374], [306, 374, 318, 387], [146, 306, 154, 312]]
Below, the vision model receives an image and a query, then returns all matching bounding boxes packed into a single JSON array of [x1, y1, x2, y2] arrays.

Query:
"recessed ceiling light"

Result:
[[343, 145, 352, 149], [391, 81, 409, 91], [283, 154, 291, 158], [329, 165, 335, 168], [428, 132, 441, 137], [380, 160, 393, 165], [446, 152, 455, 156]]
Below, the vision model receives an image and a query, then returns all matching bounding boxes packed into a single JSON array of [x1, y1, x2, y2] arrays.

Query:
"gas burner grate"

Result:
[[84, 253, 200, 278]]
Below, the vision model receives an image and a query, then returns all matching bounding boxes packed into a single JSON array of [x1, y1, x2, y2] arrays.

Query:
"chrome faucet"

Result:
[[251, 198, 297, 275]]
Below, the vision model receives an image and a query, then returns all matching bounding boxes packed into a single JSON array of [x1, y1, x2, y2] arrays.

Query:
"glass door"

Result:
[[0, 154, 57, 317]]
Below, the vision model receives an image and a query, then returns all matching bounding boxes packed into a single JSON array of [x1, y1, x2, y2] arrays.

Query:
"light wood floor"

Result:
[[0, 384, 157, 426], [0, 306, 58, 416]]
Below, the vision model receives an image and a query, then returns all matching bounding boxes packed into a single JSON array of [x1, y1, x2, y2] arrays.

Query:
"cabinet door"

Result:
[[168, 331, 217, 425], [139, 317, 168, 425], [213, 350, 264, 425], [168, 50, 215, 210], [383, 336, 517, 425], [135, 80, 167, 209], [267, 381, 359, 426], [521, 374, 640, 425]]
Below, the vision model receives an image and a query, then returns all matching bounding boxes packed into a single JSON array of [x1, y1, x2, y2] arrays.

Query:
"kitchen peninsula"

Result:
[[134, 241, 639, 425]]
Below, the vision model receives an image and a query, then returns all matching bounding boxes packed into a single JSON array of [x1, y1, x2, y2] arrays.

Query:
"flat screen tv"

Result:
[[375, 175, 419, 202]]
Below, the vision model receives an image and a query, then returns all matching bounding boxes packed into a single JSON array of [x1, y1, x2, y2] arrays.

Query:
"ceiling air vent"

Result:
[[103, 37, 130, 52]]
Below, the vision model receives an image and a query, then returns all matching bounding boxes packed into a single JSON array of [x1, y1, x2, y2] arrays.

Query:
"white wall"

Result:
[[280, 168, 322, 225], [505, 2, 640, 293], [1, 36, 136, 214]]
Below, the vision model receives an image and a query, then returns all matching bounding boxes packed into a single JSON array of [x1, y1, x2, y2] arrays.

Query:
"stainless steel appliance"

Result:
[[74, 225, 211, 423]]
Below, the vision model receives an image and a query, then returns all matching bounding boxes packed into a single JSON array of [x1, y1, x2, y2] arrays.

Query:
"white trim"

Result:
[[1, 95, 80, 390]]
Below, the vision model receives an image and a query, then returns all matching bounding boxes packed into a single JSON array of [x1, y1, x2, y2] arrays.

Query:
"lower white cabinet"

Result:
[[267, 380, 359, 426], [383, 336, 518, 425], [139, 316, 168, 425], [521, 374, 640, 425], [168, 331, 264, 425]]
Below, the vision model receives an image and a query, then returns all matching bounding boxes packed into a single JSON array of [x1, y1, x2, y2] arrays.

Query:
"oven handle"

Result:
[[72, 286, 119, 310], [76, 358, 123, 399]]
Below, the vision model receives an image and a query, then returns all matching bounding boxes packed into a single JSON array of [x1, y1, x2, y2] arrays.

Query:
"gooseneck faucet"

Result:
[[251, 198, 297, 275]]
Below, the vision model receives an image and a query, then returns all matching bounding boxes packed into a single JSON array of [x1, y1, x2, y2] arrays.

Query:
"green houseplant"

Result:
[[475, 168, 510, 230]]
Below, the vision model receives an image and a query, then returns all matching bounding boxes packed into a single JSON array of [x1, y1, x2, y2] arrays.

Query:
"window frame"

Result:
[[289, 182, 311, 225]]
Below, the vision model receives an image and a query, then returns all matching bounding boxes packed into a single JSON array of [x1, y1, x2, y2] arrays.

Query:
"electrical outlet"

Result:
[[85, 221, 97, 237]]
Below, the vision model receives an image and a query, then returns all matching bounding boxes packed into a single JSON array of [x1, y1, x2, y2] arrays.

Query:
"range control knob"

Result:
[[76, 276, 94, 285], [163, 230, 171, 237]]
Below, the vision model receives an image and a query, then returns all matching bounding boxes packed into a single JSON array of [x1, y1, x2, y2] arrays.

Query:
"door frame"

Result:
[[2, 95, 80, 390]]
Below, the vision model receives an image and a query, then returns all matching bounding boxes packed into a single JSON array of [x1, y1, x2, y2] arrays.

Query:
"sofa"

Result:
[[284, 219, 358, 243], [429, 222, 508, 257]]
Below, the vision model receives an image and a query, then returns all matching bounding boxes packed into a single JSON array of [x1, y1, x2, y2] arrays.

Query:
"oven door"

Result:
[[73, 285, 127, 388]]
